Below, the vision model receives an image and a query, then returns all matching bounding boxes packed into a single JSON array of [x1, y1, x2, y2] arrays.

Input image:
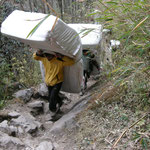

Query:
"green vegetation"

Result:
[[0, 2, 42, 104], [92, 0, 150, 110], [76, 0, 150, 149]]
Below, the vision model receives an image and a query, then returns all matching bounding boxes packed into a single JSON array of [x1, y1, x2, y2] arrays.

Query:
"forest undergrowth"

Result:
[[74, 0, 150, 149]]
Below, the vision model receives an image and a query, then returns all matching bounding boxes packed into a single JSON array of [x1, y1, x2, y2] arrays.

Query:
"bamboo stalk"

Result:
[[42, 0, 59, 32], [131, 16, 149, 32], [98, 1, 122, 20], [111, 113, 149, 149]]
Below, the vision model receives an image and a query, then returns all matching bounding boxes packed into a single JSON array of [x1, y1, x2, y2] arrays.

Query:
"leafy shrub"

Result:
[[87, 0, 150, 149], [0, 2, 42, 103]]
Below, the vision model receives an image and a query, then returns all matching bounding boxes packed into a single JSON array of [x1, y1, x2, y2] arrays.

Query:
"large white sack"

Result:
[[68, 24, 102, 50], [1, 10, 83, 93], [1, 10, 82, 60]]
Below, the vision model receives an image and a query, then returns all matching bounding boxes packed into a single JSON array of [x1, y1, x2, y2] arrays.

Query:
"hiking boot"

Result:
[[58, 101, 63, 108], [80, 92, 83, 96], [50, 113, 62, 121], [84, 84, 87, 90], [49, 111, 56, 117], [80, 89, 85, 96]]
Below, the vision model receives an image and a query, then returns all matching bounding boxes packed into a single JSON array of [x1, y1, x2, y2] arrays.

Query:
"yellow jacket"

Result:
[[33, 53, 75, 86]]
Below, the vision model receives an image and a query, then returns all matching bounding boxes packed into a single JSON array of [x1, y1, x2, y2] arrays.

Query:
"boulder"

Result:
[[35, 141, 53, 150], [0, 131, 25, 150], [11, 113, 42, 134], [37, 83, 48, 97], [13, 88, 34, 103], [28, 100, 45, 116]]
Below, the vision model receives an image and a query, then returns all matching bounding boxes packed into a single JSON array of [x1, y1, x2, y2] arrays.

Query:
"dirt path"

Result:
[[0, 77, 98, 150]]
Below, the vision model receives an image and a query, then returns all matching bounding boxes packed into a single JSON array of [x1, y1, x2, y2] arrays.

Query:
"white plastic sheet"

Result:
[[1, 10, 82, 60]]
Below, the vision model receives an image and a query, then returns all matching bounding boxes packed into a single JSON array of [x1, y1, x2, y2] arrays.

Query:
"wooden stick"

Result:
[[111, 113, 149, 149], [51, 16, 59, 32], [42, 0, 59, 32]]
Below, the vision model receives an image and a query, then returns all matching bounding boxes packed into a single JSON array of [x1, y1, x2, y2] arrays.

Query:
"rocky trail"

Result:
[[0, 77, 99, 150]]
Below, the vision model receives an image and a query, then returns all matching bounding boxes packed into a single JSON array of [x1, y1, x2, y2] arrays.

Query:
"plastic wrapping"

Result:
[[1, 10, 82, 60]]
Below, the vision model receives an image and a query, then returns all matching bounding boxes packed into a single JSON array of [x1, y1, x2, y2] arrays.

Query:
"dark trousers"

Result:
[[83, 70, 90, 88], [89, 60, 99, 74], [47, 82, 62, 112]]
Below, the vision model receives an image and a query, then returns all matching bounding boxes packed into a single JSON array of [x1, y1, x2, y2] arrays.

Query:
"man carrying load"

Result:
[[81, 49, 100, 95], [33, 50, 75, 119]]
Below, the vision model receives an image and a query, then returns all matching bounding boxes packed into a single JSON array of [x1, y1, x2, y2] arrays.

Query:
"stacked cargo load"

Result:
[[1, 10, 83, 93], [68, 24, 103, 75]]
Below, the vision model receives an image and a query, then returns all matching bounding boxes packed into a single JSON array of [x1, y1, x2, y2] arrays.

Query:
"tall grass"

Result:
[[90, 0, 150, 148], [92, 0, 150, 102]]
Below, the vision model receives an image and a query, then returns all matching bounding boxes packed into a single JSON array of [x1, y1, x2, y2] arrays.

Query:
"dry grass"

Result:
[[73, 73, 150, 149]]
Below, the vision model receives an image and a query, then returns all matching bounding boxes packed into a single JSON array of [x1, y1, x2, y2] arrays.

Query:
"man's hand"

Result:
[[55, 52, 63, 59], [36, 49, 43, 55], [36, 49, 45, 57]]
